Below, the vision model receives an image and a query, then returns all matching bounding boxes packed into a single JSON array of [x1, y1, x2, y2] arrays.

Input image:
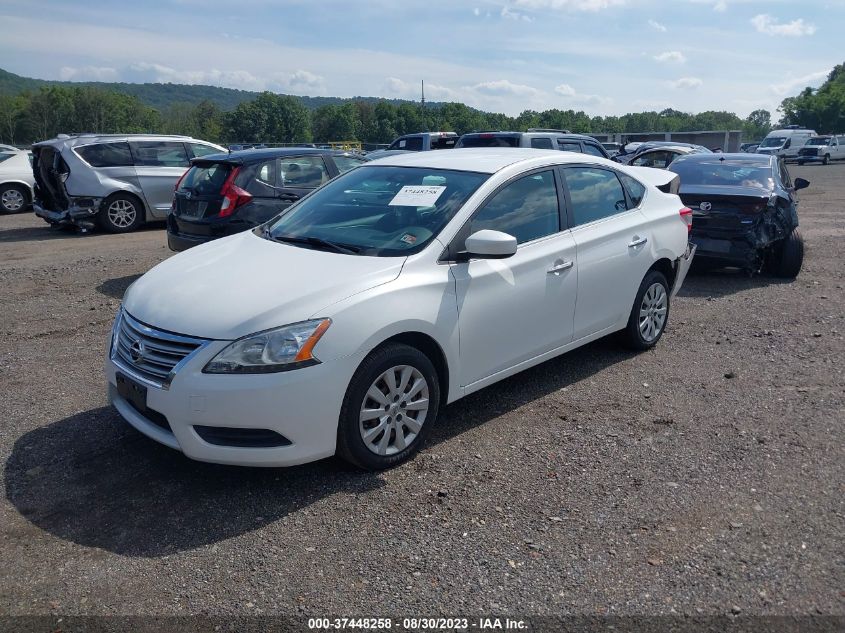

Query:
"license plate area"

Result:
[[179, 200, 208, 218], [116, 372, 148, 413]]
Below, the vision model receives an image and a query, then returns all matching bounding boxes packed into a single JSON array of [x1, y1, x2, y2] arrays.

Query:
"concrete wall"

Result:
[[591, 130, 744, 152]]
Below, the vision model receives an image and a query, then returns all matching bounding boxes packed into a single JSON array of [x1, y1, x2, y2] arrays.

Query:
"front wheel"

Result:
[[337, 343, 440, 470], [97, 193, 143, 233], [620, 270, 670, 351], [823, 154, 830, 166], [0, 184, 28, 213], [772, 227, 804, 278]]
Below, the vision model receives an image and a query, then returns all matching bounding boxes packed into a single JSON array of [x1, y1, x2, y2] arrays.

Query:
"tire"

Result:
[[336, 343, 441, 470], [0, 184, 29, 214], [823, 154, 830, 166], [797, 161, 805, 166], [620, 270, 670, 351], [772, 227, 804, 279], [97, 193, 144, 233]]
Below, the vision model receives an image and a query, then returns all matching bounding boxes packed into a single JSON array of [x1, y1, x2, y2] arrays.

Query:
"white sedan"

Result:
[[0, 150, 35, 214], [106, 149, 695, 469]]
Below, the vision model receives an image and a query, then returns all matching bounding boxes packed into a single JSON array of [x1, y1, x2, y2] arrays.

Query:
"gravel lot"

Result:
[[0, 164, 842, 625]]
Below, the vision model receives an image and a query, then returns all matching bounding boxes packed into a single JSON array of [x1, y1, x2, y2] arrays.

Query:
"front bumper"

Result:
[[34, 197, 103, 229], [671, 242, 696, 297], [106, 341, 366, 467], [797, 154, 824, 163]]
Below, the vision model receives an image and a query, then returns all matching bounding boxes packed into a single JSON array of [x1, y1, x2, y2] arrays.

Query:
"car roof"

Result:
[[33, 134, 220, 148], [671, 152, 773, 165], [195, 147, 366, 163], [361, 147, 604, 173]]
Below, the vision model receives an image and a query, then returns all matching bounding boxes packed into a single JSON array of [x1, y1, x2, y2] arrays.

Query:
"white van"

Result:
[[756, 127, 816, 161], [797, 135, 845, 165]]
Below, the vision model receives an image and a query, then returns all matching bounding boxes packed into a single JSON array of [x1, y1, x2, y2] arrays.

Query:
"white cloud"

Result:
[[59, 66, 120, 81], [514, 0, 626, 11], [648, 19, 667, 32], [554, 83, 612, 107], [469, 79, 542, 97], [713, 1, 727, 12], [751, 14, 816, 37], [473, 7, 480, 16], [669, 77, 703, 89], [285, 70, 325, 92], [501, 5, 532, 21], [769, 70, 830, 96], [653, 51, 686, 64]]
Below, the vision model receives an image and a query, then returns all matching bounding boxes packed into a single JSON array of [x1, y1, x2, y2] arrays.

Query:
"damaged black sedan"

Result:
[[668, 153, 808, 278]]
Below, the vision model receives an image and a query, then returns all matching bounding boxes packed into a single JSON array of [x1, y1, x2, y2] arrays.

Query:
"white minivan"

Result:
[[756, 127, 817, 161], [797, 135, 845, 165]]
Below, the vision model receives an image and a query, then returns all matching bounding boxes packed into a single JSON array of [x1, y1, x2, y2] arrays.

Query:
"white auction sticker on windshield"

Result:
[[388, 185, 446, 207]]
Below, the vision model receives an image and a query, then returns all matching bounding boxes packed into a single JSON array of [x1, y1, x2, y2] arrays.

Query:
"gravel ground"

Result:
[[0, 164, 842, 624]]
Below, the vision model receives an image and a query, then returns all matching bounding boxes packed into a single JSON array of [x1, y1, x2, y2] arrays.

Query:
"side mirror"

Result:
[[463, 230, 517, 260], [794, 177, 810, 191]]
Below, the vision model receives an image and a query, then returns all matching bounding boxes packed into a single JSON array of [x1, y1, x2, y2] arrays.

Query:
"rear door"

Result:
[[561, 165, 653, 340], [276, 155, 333, 212], [130, 140, 191, 218]]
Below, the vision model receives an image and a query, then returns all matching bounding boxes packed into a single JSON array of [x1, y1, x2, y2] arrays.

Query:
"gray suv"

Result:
[[455, 129, 610, 158], [32, 134, 225, 232]]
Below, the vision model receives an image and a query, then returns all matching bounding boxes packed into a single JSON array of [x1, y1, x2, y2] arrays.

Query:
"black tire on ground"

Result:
[[823, 154, 830, 166], [96, 193, 144, 233], [336, 343, 440, 470], [797, 161, 805, 166], [620, 269, 670, 351], [772, 227, 804, 279], [0, 184, 29, 214]]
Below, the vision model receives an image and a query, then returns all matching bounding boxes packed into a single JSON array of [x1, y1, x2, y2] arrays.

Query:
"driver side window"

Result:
[[563, 167, 629, 228], [469, 171, 560, 245]]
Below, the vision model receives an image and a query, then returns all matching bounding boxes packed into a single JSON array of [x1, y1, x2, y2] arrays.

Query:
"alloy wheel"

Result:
[[638, 282, 668, 343], [359, 365, 429, 456], [107, 199, 137, 228]]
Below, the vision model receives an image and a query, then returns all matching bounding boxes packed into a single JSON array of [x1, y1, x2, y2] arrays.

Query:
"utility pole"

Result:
[[421, 80, 428, 132]]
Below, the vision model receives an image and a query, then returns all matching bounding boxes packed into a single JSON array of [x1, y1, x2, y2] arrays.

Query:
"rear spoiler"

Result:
[[626, 166, 681, 195]]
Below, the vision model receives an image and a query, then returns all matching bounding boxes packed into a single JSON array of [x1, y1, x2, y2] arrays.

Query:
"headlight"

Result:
[[203, 319, 331, 374]]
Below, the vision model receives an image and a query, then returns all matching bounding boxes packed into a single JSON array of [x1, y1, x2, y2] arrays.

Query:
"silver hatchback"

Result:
[[32, 134, 225, 232]]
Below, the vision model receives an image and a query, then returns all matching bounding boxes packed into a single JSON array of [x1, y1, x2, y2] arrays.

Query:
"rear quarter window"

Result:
[[619, 173, 646, 207], [75, 142, 133, 167]]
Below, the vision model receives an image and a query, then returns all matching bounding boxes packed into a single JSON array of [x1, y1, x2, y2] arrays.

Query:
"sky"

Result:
[[0, 0, 842, 118]]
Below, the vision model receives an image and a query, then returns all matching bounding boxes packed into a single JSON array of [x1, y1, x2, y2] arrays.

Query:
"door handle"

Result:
[[278, 193, 300, 201], [547, 260, 574, 274], [628, 236, 648, 248]]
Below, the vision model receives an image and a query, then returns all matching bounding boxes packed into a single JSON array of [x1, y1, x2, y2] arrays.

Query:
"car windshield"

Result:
[[264, 165, 489, 256], [806, 137, 831, 146], [669, 160, 775, 189], [760, 137, 786, 148]]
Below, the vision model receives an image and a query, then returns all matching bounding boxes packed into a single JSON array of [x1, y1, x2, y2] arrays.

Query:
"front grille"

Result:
[[112, 310, 208, 387], [799, 148, 820, 156]]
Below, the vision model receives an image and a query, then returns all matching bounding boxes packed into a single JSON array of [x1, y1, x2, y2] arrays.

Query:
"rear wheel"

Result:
[[97, 193, 143, 233], [337, 343, 440, 470], [772, 227, 804, 278], [0, 184, 28, 214], [823, 154, 830, 166], [620, 270, 670, 351]]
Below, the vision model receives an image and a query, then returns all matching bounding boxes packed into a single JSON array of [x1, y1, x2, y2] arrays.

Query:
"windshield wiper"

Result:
[[269, 233, 361, 255]]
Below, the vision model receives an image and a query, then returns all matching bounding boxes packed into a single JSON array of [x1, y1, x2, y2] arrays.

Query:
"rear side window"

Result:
[[619, 173, 646, 207], [0, 153, 12, 164], [469, 171, 560, 244], [530, 137, 554, 150], [558, 141, 581, 153], [179, 163, 232, 195], [132, 141, 189, 167], [76, 142, 132, 167], [564, 167, 629, 227], [241, 159, 277, 196], [393, 137, 423, 151], [632, 150, 675, 169], [430, 137, 456, 150], [333, 155, 366, 173], [582, 143, 606, 158], [280, 156, 329, 188], [459, 135, 520, 148], [188, 143, 221, 159]]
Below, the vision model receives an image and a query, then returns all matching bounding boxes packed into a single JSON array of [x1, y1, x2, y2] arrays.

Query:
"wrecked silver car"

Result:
[[31, 134, 224, 233], [669, 153, 808, 278]]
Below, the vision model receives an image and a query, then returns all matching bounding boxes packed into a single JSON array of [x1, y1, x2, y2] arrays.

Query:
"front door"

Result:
[[450, 170, 578, 388]]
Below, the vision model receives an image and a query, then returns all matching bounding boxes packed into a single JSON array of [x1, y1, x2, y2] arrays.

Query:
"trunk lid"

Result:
[[171, 162, 231, 220]]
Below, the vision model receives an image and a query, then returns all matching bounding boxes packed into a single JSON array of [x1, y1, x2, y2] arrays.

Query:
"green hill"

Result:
[[0, 67, 438, 112]]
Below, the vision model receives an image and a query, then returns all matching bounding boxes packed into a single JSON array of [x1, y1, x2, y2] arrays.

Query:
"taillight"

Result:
[[679, 207, 693, 233], [218, 167, 252, 218]]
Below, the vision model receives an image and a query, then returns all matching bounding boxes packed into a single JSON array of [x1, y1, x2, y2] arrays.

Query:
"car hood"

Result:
[[124, 230, 406, 340]]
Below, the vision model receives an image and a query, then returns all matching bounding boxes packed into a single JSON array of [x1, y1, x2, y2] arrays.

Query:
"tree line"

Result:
[[4, 73, 841, 148]]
